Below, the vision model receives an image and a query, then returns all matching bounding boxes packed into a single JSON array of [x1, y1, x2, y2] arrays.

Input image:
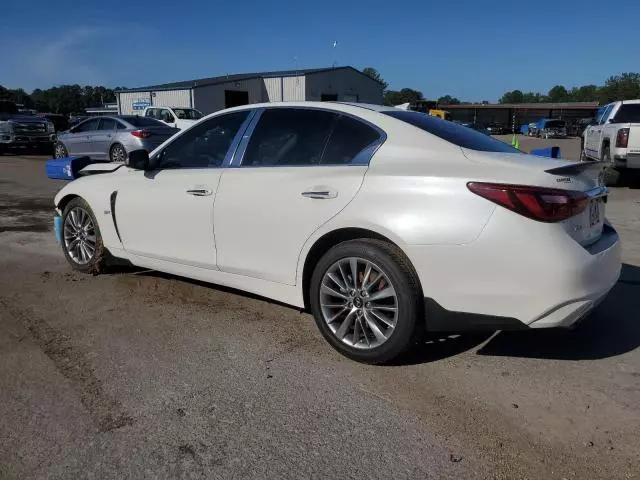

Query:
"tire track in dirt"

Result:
[[1, 299, 134, 432]]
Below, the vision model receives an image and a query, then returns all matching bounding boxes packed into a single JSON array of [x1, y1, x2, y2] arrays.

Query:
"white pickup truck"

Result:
[[142, 106, 204, 130], [582, 100, 640, 185]]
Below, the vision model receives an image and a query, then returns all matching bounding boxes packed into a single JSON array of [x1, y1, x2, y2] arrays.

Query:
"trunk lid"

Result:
[[463, 149, 607, 246]]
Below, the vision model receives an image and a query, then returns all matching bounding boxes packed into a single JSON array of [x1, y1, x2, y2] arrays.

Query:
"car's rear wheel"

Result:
[[61, 198, 107, 274], [109, 143, 127, 163], [309, 239, 422, 364], [54, 142, 68, 159], [601, 144, 621, 186]]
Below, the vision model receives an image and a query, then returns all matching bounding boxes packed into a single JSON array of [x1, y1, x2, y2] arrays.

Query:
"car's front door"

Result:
[[214, 107, 383, 285], [114, 110, 252, 268], [65, 118, 100, 156]]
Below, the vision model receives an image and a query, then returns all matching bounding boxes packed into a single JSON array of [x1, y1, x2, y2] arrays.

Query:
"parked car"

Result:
[[143, 106, 204, 130], [570, 117, 593, 137], [484, 123, 508, 135], [0, 100, 56, 155], [52, 102, 620, 364], [536, 119, 567, 139], [39, 113, 70, 132], [583, 100, 640, 185], [54, 115, 179, 162]]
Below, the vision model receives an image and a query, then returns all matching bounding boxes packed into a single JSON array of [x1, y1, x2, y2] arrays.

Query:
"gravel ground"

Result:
[[1, 151, 639, 480]]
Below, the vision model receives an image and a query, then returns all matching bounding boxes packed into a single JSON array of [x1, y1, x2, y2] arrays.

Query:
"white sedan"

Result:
[[53, 102, 621, 363]]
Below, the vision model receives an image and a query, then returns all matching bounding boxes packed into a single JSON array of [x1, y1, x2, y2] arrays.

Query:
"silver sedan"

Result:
[[54, 115, 179, 162]]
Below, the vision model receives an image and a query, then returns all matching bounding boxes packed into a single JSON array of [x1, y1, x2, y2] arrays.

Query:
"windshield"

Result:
[[382, 110, 520, 153], [612, 104, 640, 123], [172, 108, 203, 120]]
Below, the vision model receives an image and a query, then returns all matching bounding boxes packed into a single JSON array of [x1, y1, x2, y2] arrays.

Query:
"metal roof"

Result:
[[441, 102, 600, 110], [119, 66, 382, 92]]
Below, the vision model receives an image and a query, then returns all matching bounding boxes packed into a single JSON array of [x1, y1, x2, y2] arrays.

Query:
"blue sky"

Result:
[[2, 0, 639, 101]]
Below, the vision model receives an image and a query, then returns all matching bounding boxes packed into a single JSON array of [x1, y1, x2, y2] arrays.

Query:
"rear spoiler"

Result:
[[544, 161, 604, 175]]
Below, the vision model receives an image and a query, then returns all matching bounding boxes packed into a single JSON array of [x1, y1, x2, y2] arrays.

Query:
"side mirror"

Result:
[[128, 149, 150, 170]]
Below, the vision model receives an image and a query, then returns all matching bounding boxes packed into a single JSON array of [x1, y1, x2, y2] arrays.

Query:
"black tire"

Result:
[[309, 239, 423, 364], [109, 143, 127, 163], [61, 198, 108, 274], [601, 144, 621, 186], [54, 142, 68, 159]]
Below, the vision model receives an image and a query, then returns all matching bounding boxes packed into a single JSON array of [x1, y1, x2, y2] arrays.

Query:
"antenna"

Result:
[[332, 40, 338, 67]]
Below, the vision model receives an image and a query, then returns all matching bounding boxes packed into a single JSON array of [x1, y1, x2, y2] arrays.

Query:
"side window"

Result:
[[156, 111, 249, 169], [98, 118, 116, 131], [159, 109, 174, 123], [145, 109, 155, 118], [242, 109, 335, 167], [115, 120, 127, 130], [75, 119, 100, 132], [322, 115, 380, 165]]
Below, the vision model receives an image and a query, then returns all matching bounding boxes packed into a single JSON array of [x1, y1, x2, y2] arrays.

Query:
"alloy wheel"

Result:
[[319, 257, 398, 350], [55, 144, 66, 159], [63, 207, 96, 265], [111, 145, 126, 163]]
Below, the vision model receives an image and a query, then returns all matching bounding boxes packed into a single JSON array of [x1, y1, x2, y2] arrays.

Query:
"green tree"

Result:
[[437, 95, 460, 105], [598, 73, 640, 103], [547, 85, 569, 103], [499, 90, 524, 104], [362, 67, 388, 90], [383, 88, 424, 106]]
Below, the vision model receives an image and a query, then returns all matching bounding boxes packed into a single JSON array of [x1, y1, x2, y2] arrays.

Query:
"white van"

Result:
[[142, 106, 204, 130]]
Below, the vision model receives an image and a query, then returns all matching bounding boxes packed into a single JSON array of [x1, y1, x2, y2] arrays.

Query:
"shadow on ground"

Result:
[[110, 263, 640, 365], [477, 263, 640, 361]]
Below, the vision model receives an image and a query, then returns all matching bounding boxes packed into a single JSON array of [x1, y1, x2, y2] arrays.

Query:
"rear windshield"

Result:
[[119, 115, 166, 127], [383, 110, 520, 153], [173, 108, 203, 120], [612, 104, 640, 123]]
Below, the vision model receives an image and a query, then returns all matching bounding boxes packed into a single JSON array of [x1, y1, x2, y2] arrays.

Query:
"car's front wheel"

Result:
[[61, 198, 107, 274], [309, 239, 423, 364], [54, 142, 68, 159]]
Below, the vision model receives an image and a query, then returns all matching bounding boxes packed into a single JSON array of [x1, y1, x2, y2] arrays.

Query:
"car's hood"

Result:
[[9, 115, 48, 124]]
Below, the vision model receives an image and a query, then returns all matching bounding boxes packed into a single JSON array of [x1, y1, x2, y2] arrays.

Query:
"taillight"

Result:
[[131, 129, 151, 138], [616, 128, 629, 148], [467, 182, 589, 223]]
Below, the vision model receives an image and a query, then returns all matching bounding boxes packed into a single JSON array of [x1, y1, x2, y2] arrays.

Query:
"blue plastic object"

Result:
[[519, 124, 529, 134], [45, 156, 95, 180], [530, 146, 561, 158], [53, 216, 62, 244]]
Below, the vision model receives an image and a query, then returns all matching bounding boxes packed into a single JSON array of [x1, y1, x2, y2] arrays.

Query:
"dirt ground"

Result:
[[1, 150, 639, 479]]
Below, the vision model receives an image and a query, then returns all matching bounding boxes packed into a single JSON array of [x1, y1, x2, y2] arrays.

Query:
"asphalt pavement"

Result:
[[1, 149, 639, 479]]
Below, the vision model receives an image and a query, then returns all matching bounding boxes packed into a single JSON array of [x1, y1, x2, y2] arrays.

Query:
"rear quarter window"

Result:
[[383, 111, 520, 153]]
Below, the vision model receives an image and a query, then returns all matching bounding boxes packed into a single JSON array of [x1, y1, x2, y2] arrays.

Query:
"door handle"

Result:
[[186, 188, 213, 196], [301, 188, 338, 199]]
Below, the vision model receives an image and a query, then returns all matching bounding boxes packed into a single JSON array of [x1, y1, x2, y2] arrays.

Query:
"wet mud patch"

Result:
[[0, 194, 52, 234]]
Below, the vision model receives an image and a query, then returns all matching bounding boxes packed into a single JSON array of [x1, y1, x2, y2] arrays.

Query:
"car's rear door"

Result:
[[114, 110, 252, 268], [213, 107, 383, 285], [91, 117, 117, 160]]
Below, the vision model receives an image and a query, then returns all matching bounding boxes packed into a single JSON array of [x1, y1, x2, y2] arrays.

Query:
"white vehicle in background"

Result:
[[142, 106, 204, 130], [582, 100, 640, 185], [53, 102, 621, 364]]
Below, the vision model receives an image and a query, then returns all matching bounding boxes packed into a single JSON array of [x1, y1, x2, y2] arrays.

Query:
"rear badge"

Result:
[[556, 177, 571, 183]]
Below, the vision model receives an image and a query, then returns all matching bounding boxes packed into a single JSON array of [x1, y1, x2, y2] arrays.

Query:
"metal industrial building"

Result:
[[116, 66, 384, 115], [441, 102, 600, 127]]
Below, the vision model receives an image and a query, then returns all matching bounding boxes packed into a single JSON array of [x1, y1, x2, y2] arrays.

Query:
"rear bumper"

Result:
[[406, 212, 622, 332]]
